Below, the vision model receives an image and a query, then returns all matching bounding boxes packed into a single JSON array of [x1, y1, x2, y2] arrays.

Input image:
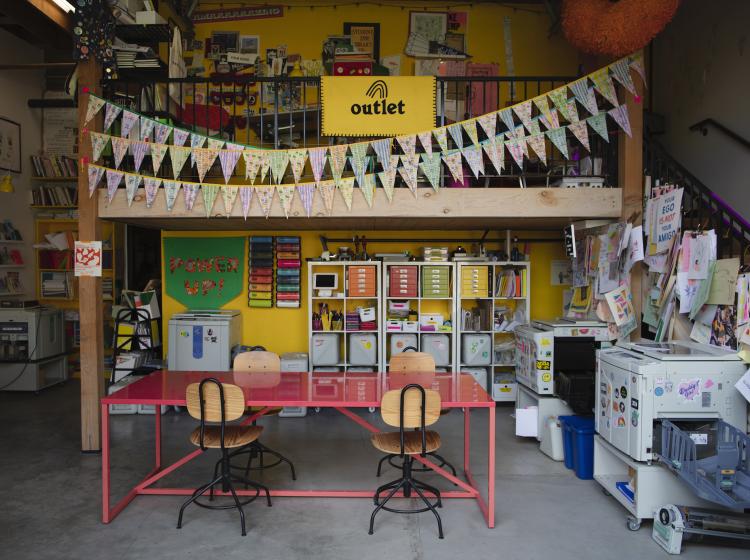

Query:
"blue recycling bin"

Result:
[[559, 415, 595, 479]]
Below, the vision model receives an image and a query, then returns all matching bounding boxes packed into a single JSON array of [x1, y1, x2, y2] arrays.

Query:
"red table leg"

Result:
[[487, 406, 496, 528], [155, 407, 162, 470], [464, 407, 471, 473], [101, 403, 110, 523]]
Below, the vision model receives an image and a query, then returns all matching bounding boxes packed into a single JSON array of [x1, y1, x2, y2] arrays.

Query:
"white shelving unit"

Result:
[[456, 261, 530, 401], [0, 239, 26, 298], [380, 262, 457, 372], [307, 261, 382, 373]]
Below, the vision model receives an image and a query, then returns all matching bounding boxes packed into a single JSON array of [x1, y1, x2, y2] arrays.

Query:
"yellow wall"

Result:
[[161, 229, 565, 356]]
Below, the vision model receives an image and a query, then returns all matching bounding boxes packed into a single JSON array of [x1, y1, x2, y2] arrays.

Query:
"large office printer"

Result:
[[167, 310, 241, 371]]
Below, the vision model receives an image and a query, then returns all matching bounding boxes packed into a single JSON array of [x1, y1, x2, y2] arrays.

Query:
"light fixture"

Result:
[[0, 174, 14, 194], [51, 0, 76, 13]]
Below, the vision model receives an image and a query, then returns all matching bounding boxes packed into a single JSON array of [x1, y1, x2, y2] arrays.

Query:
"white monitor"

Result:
[[313, 273, 338, 296]]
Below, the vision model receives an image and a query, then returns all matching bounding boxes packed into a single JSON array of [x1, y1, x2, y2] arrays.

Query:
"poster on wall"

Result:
[[0, 117, 21, 173], [164, 237, 245, 308], [74, 241, 102, 277], [344, 22, 380, 61]]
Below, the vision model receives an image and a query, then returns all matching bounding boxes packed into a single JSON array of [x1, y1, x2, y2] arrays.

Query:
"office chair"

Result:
[[369, 384, 445, 538], [228, 348, 297, 480], [378, 347, 457, 479], [177, 378, 271, 536]]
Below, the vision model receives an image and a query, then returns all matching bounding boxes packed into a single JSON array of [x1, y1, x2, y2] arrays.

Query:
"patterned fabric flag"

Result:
[[526, 134, 547, 165], [586, 87, 599, 115], [103, 103, 122, 131], [84, 96, 106, 125], [124, 173, 141, 207], [513, 100, 534, 132], [463, 119, 479, 147], [399, 153, 420, 197], [608, 105, 632, 137], [308, 147, 327, 184], [442, 151, 463, 183], [570, 79, 596, 115], [328, 144, 348, 182], [417, 131, 433, 154], [539, 107, 560, 131], [419, 152, 442, 192], [269, 150, 290, 184], [144, 177, 162, 208], [182, 182, 199, 211], [255, 186, 276, 218], [195, 148, 219, 182], [525, 119, 542, 136], [150, 142, 169, 175], [359, 174, 376, 207], [349, 143, 369, 186], [568, 120, 590, 151], [190, 133, 205, 166], [277, 185, 296, 217], [377, 156, 400, 202], [566, 99, 579, 123], [506, 137, 526, 168], [433, 127, 448, 152], [88, 165, 105, 197], [243, 150, 262, 183], [318, 180, 336, 214], [630, 52, 647, 85], [201, 184, 219, 217], [588, 112, 609, 142], [111, 136, 130, 168], [139, 116, 155, 141], [371, 138, 393, 167], [477, 113, 497, 140], [131, 141, 148, 172], [297, 183, 315, 217], [105, 169, 123, 203], [547, 89, 572, 122], [90, 132, 109, 162], [207, 138, 225, 151], [336, 176, 355, 210], [396, 134, 417, 156], [154, 122, 172, 145], [534, 96, 551, 121], [120, 110, 138, 138], [288, 149, 308, 183], [611, 59, 636, 95], [170, 146, 191, 180], [483, 136, 505, 175], [462, 144, 484, 178], [163, 180, 181, 212], [172, 128, 189, 147], [546, 127, 569, 159], [220, 186, 239, 215], [447, 123, 464, 149], [259, 152, 271, 182], [219, 149, 242, 184], [590, 69, 618, 106], [499, 108, 516, 133], [239, 187, 253, 219]]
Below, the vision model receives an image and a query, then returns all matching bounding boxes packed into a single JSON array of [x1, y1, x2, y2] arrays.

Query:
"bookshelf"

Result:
[[0, 232, 26, 297], [30, 176, 78, 209]]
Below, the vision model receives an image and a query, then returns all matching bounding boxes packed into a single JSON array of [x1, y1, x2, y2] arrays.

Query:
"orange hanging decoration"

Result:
[[562, 0, 680, 57]]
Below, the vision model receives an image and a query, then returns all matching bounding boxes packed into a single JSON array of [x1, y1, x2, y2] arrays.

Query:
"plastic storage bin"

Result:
[[461, 367, 488, 390], [390, 333, 418, 357], [421, 334, 451, 366], [311, 333, 340, 366], [280, 352, 308, 417], [540, 417, 564, 461], [348, 333, 377, 365], [559, 415, 595, 479], [462, 334, 492, 365]]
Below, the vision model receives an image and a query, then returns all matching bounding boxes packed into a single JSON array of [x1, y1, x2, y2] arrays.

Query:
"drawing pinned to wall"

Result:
[[344, 22, 380, 61], [0, 117, 21, 173], [409, 11, 448, 42], [710, 304, 737, 350], [551, 260, 573, 286], [211, 31, 240, 54], [239, 35, 260, 55]]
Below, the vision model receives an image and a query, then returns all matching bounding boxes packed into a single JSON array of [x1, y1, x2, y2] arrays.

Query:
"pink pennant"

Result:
[[568, 120, 590, 151], [297, 183, 315, 217], [308, 147, 327, 184], [219, 149, 242, 183], [239, 187, 253, 219], [87, 165, 105, 197], [143, 177, 162, 208], [172, 128, 189, 147], [105, 169, 123, 202], [182, 183, 199, 211], [608, 105, 632, 137], [131, 141, 149, 172], [120, 110, 139, 138], [526, 134, 547, 165], [103, 103, 122, 131], [111, 137, 130, 169], [154, 123, 172, 145]]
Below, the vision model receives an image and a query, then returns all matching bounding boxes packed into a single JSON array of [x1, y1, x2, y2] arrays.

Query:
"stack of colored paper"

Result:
[[276, 236, 301, 308], [248, 236, 274, 308]]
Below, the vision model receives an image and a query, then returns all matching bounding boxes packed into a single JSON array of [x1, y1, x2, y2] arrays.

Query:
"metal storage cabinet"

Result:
[[167, 310, 241, 371]]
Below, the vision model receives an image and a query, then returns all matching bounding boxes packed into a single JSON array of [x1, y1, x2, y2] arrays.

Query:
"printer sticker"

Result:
[[192, 326, 203, 359], [654, 387, 664, 397], [616, 416, 626, 428], [678, 378, 702, 402], [689, 433, 708, 445], [631, 410, 639, 427], [704, 379, 714, 389], [631, 398, 639, 410]]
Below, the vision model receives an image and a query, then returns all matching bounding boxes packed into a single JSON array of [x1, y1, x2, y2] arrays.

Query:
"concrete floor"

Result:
[[1, 381, 747, 560]]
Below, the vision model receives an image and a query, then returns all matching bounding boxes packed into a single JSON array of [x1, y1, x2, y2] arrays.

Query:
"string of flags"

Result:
[[85, 52, 645, 218]]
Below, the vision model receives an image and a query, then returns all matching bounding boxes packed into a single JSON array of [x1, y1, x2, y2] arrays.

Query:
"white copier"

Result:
[[167, 310, 241, 371]]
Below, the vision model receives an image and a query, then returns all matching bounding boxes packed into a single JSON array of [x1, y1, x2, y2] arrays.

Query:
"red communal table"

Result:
[[101, 370, 496, 527]]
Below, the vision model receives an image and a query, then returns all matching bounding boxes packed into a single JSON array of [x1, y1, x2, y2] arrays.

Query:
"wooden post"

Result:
[[77, 58, 105, 452], [618, 52, 645, 339]]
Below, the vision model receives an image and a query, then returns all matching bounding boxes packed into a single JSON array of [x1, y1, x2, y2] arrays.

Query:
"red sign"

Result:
[[193, 6, 284, 24]]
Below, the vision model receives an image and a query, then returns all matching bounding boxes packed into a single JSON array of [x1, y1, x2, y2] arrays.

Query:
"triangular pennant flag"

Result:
[[399, 153, 420, 197], [611, 59, 636, 95], [630, 52, 647, 86], [590, 69, 619, 106], [442, 151, 464, 183], [477, 113, 497, 140], [190, 133, 205, 166], [297, 183, 315, 217], [243, 150, 262, 183], [354, 155, 372, 187], [288, 148, 307, 183], [336, 176, 355, 211], [499, 108, 516, 133], [131, 141, 148, 172], [139, 116, 155, 141], [143, 177, 162, 208], [377, 155, 400, 202], [328, 145, 348, 182], [588, 112, 609, 142], [525, 119, 542, 136], [124, 173, 141, 207], [539, 107, 560, 131], [111, 136, 130, 168], [506, 137, 526, 168], [182, 182, 199, 211], [359, 174, 376, 208], [463, 119, 480, 147], [533, 96, 551, 120], [520, 135, 530, 158], [569, 79, 596, 115], [546, 127, 569, 159], [586, 87, 599, 115], [172, 128, 189, 147], [307, 147, 327, 184], [396, 134, 417, 156], [201, 184, 219, 217], [349, 143, 369, 185], [219, 149, 242, 184], [207, 138, 224, 151], [608, 105, 632, 137], [89, 132, 110, 162], [87, 165, 105, 197], [483, 136, 505, 175], [318, 180, 336, 214], [105, 169, 123, 203], [419, 152, 442, 192], [150, 143, 169, 175], [103, 103, 122, 131], [462, 144, 485, 178], [169, 145, 191, 180], [566, 99, 580, 123], [84, 96, 106, 125], [447, 123, 464, 149], [195, 148, 219, 182], [269, 150, 290, 184], [220, 186, 239, 215], [513, 100, 534, 132], [417, 131, 433, 154], [433, 127, 449, 152], [547, 89, 572, 122], [163, 180, 181, 212], [120, 110, 138, 138], [371, 138, 393, 167], [568, 120, 590, 151], [526, 134, 547, 165], [154, 122, 172, 145], [255, 186, 275, 218], [239, 187, 253, 219], [259, 152, 271, 182], [277, 185, 296, 218]]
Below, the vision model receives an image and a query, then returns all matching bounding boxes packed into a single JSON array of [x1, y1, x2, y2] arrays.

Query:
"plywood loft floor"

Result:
[[1, 383, 747, 560]]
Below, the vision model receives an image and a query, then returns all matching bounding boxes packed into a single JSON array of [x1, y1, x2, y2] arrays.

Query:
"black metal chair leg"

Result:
[[368, 479, 405, 535], [412, 483, 444, 539], [376, 454, 390, 477], [242, 479, 273, 507], [412, 479, 443, 508], [177, 473, 222, 529], [256, 443, 297, 480], [226, 478, 247, 536], [243, 444, 258, 484], [374, 478, 402, 505]]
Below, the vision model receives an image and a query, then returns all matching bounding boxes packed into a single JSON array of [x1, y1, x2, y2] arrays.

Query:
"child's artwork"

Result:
[[604, 284, 635, 327], [710, 305, 737, 350]]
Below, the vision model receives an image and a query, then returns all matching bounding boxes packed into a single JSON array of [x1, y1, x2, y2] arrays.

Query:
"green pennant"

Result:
[[588, 112, 609, 142], [419, 152, 442, 192]]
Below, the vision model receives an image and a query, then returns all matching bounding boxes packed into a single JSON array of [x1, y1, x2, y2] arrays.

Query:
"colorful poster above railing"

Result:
[[320, 76, 436, 136], [164, 237, 245, 308]]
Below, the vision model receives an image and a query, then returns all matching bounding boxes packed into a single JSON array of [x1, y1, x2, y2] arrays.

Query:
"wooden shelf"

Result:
[[0, 264, 24, 268], [0, 240, 24, 244], [31, 205, 77, 210], [31, 177, 78, 181]]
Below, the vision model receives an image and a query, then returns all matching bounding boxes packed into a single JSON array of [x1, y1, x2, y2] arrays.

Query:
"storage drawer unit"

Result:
[[389, 265, 418, 297], [348, 266, 377, 297], [421, 265, 451, 297], [460, 266, 490, 298]]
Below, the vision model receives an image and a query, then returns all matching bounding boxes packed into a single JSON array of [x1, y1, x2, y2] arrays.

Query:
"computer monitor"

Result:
[[313, 273, 338, 296]]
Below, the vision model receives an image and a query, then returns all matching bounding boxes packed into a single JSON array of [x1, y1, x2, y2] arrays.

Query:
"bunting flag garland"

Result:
[[526, 134, 547, 165], [568, 120, 590, 151], [190, 133, 205, 166], [90, 132, 109, 162], [201, 184, 219, 217], [277, 185, 296, 217], [139, 116, 155, 141], [195, 148, 218, 182], [103, 103, 122, 131], [590, 69, 618, 106], [588, 112, 609, 142], [419, 151, 442, 192], [328, 144, 348, 182], [539, 107, 560, 131], [585, 88, 599, 116], [349, 143, 369, 186], [105, 169, 123, 203], [630, 51, 647, 86], [570, 79, 597, 115], [84, 96, 106, 125], [566, 99, 580, 123], [111, 136, 130, 168], [259, 152, 271, 182], [144, 177, 162, 208], [170, 145, 191, 180], [269, 150, 290, 184], [399, 153, 420, 196], [525, 119, 542, 137], [154, 122, 172, 145], [88, 164, 105, 197], [308, 147, 327, 184], [132, 141, 148, 172], [163, 180, 181, 212], [377, 156, 399, 202], [297, 183, 315, 217], [256, 186, 276, 217], [534, 96, 552, 123], [548, 89, 573, 123], [371, 138, 393, 167], [433, 127, 448, 152], [546, 127, 569, 159], [150, 142, 169, 175], [124, 173, 141, 207], [448, 123, 464, 149], [462, 144, 484, 178], [483, 136, 505, 175], [359, 173, 376, 207], [463, 119, 479, 147], [611, 59, 636, 95], [219, 148, 242, 184], [609, 105, 632, 137], [513, 100, 534, 132], [318, 180, 336, 214], [239, 186, 253, 219], [396, 134, 417, 156], [172, 128, 189, 148], [120, 110, 138, 138], [221, 185, 239, 215], [207, 138, 225, 151], [417, 131, 433, 154], [477, 113, 497, 141], [336, 176, 355, 210], [442, 151, 464, 183], [243, 150, 262, 183], [182, 182, 199, 211], [288, 149, 308, 183], [506, 137, 526, 168], [499, 108, 516, 134]]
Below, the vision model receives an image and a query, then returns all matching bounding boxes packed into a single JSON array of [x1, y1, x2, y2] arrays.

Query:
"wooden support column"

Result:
[[77, 58, 105, 452], [618, 51, 645, 339]]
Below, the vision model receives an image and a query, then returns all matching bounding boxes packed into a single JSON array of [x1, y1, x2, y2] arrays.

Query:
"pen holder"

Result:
[[331, 318, 343, 331]]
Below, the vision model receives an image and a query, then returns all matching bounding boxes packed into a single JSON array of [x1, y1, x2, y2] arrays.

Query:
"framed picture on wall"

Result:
[[343, 22, 380, 61], [239, 35, 260, 55], [211, 31, 239, 53], [409, 11, 447, 43], [0, 117, 21, 173]]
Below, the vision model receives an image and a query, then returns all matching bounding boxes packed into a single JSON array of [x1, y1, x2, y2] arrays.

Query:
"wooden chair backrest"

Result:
[[233, 351, 281, 372], [381, 387, 441, 429], [389, 351, 435, 374], [186, 381, 246, 422]]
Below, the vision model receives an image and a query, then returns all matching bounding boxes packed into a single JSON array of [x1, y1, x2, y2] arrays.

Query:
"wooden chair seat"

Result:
[[190, 425, 263, 449], [371, 430, 441, 455]]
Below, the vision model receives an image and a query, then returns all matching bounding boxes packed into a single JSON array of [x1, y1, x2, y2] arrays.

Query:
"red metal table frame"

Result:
[[101, 370, 496, 527]]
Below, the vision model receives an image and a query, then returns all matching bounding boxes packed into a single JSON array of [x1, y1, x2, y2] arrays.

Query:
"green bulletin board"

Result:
[[164, 237, 245, 308]]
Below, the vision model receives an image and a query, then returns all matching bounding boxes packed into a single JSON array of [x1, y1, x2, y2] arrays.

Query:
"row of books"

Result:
[[494, 269, 527, 298], [30, 185, 78, 207], [30, 155, 78, 178], [0, 272, 23, 295], [40, 271, 74, 299]]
